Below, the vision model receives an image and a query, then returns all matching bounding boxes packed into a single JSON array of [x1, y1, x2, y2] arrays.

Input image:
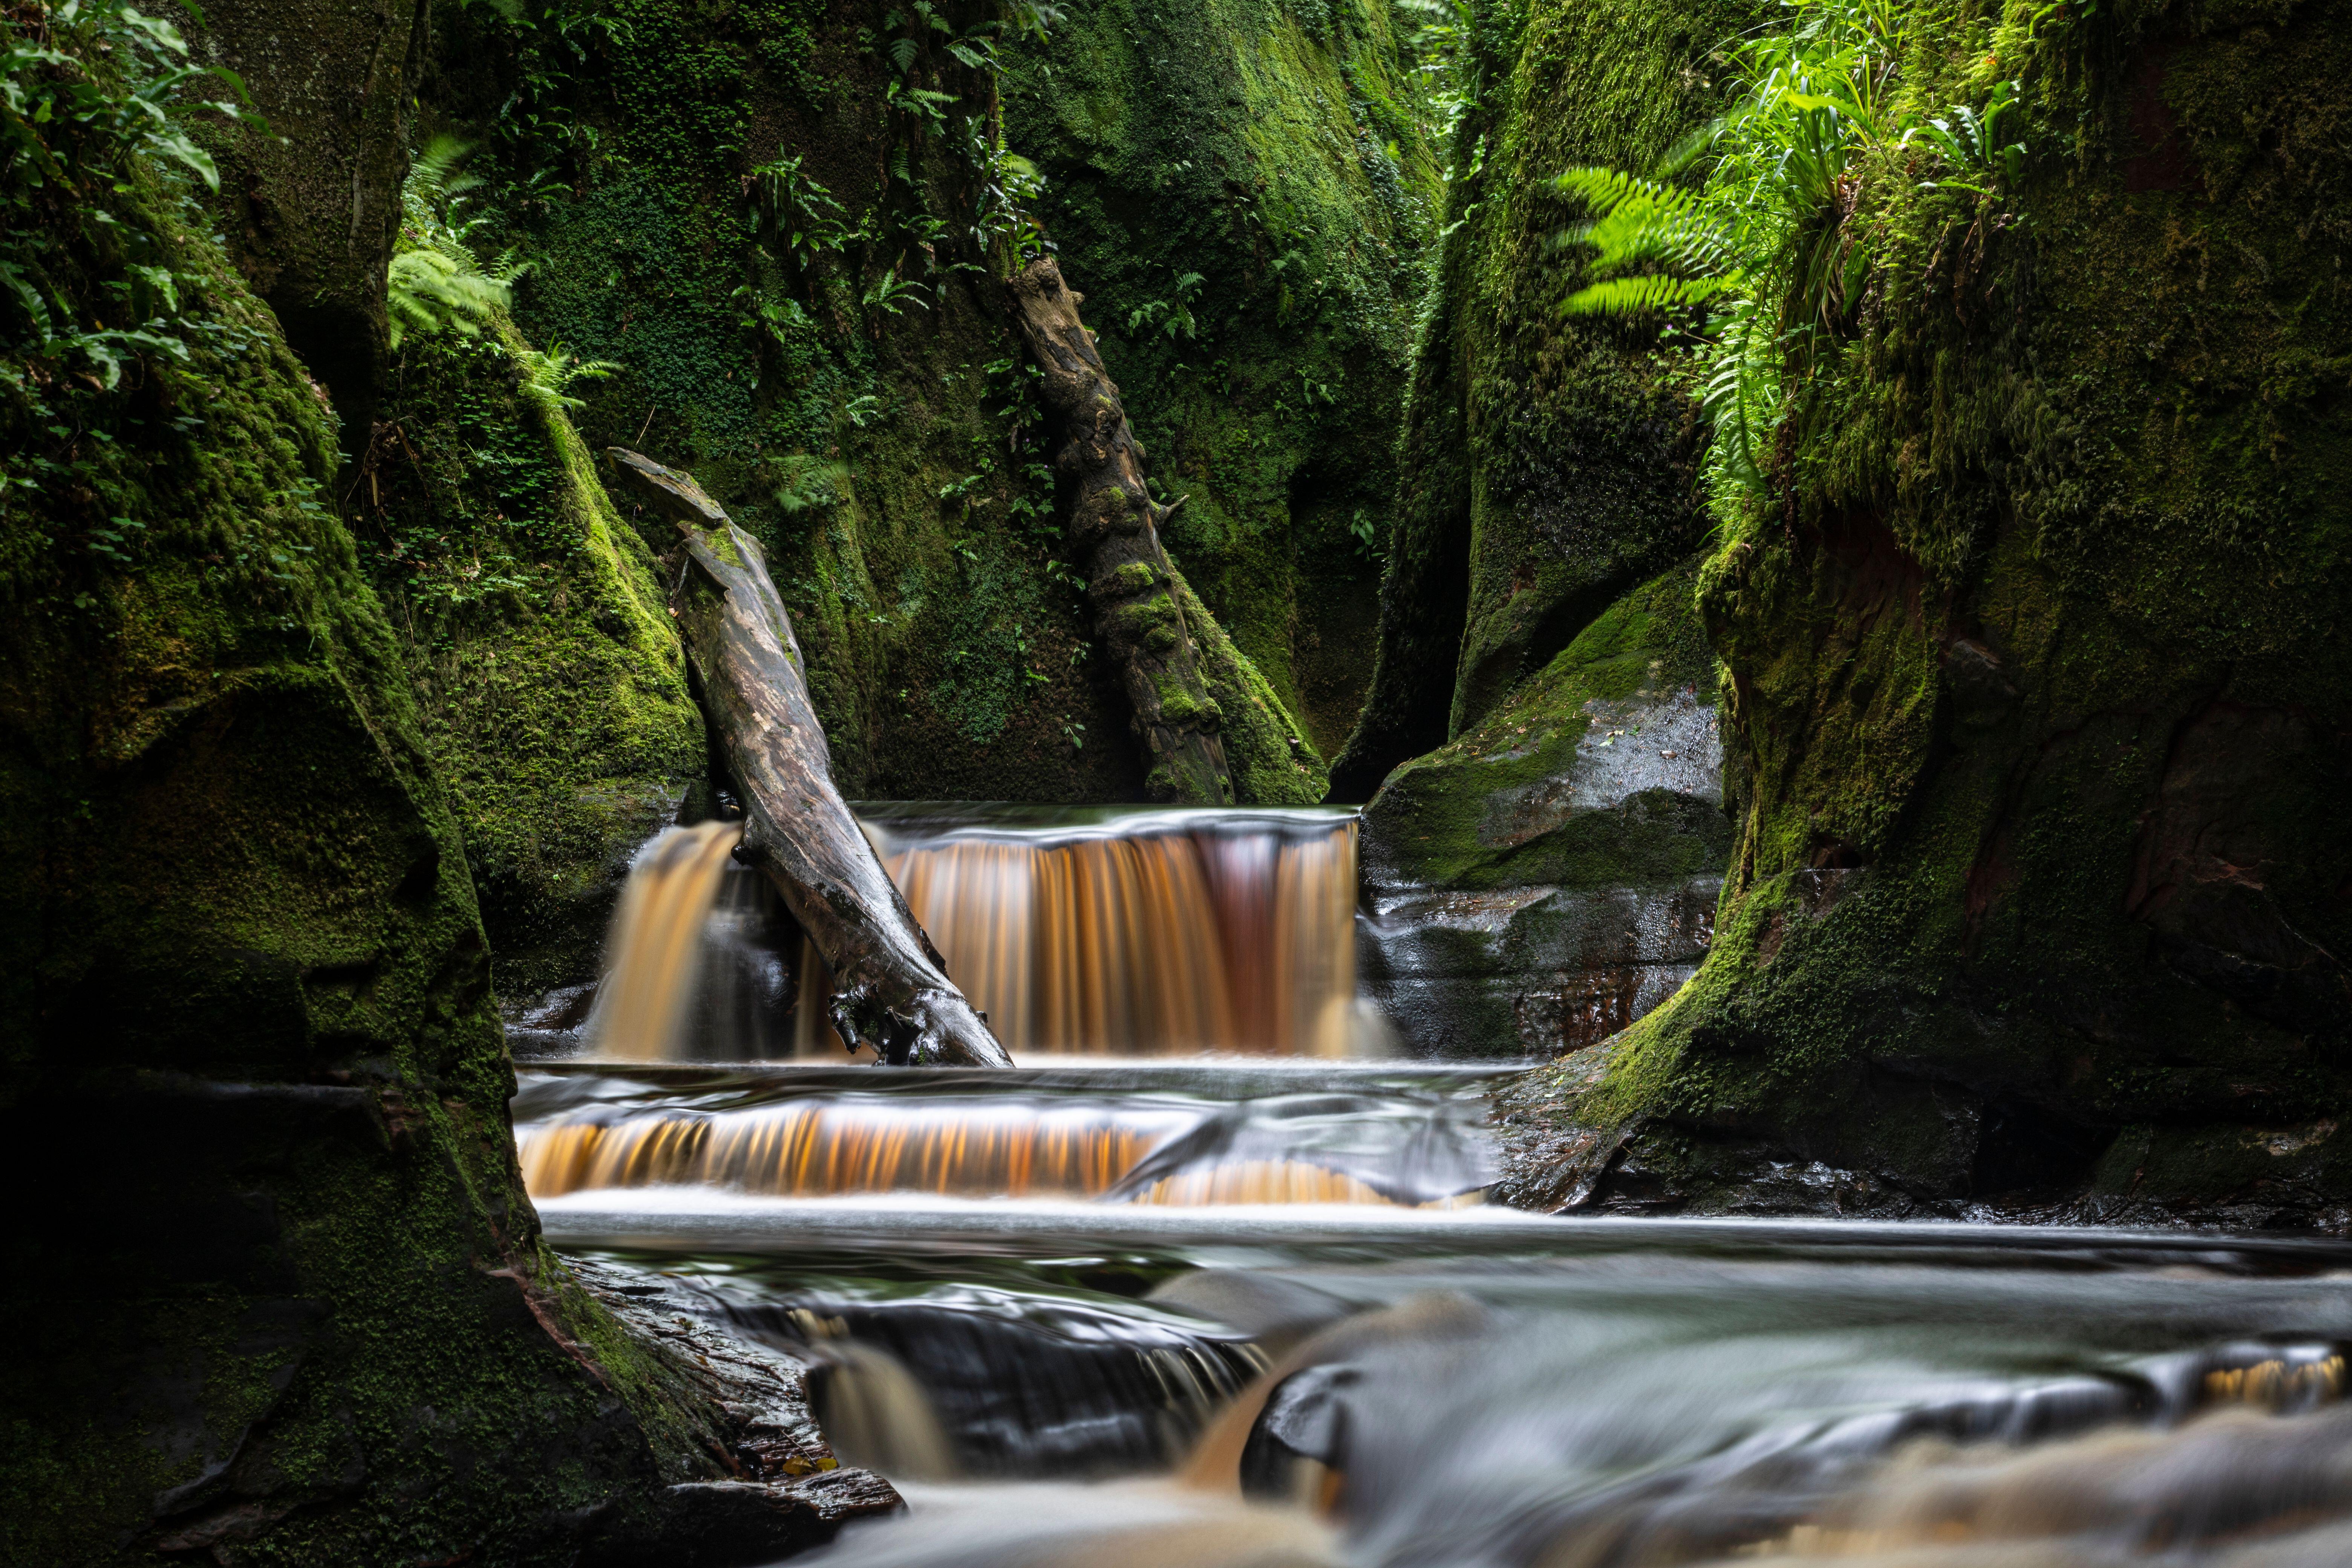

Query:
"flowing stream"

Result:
[[518, 805, 2352, 1566]]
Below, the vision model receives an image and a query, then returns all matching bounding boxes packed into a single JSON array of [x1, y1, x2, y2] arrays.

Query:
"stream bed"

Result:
[[522, 1064, 2352, 1568]]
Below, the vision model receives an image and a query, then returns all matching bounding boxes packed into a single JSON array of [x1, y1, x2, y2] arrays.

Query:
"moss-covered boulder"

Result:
[[1360, 559, 1731, 1057], [1495, 0, 2352, 1223], [1001, 0, 1441, 758], [1330, 0, 1753, 799], [0, 23, 878, 1555]]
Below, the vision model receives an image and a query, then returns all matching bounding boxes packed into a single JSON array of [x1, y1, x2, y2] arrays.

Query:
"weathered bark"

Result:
[[1003, 257, 1234, 805], [605, 449, 1012, 1068]]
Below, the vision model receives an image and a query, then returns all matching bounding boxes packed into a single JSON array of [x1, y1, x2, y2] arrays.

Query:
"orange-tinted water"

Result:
[[880, 814, 1358, 1057], [587, 821, 742, 1060], [584, 809, 1363, 1062], [521, 1099, 1188, 1200]]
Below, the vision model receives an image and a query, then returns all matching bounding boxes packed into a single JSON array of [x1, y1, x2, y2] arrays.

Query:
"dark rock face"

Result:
[[1489, 2, 2352, 1224], [193, 0, 432, 430], [1360, 561, 1731, 1059], [191, 0, 709, 1009], [0, 96, 877, 1559]]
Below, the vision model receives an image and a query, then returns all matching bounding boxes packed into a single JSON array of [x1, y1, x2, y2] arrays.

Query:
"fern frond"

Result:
[[1563, 273, 1738, 317], [1650, 119, 1722, 180], [1554, 165, 1702, 220], [515, 343, 620, 413], [386, 249, 510, 348]]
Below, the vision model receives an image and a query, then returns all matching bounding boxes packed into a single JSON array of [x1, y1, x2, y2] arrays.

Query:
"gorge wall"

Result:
[[0, 16, 894, 1553], [1329, 0, 1755, 799], [172, 0, 1443, 1001], [1338, 0, 2350, 1219]]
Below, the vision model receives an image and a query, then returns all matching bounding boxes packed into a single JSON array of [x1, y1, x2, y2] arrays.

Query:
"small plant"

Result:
[[1902, 79, 2025, 195], [885, 78, 959, 130], [732, 284, 815, 353], [843, 393, 883, 427], [514, 342, 619, 412], [1007, 0, 1066, 40], [968, 133, 1052, 269], [387, 138, 520, 348], [862, 268, 930, 316], [773, 452, 853, 514], [745, 153, 860, 261], [1127, 271, 1205, 341]]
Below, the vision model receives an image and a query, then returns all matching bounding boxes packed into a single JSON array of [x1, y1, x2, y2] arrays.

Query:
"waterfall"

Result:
[[513, 1078, 1494, 1208], [584, 821, 742, 1060], [878, 808, 1360, 1057], [573, 806, 1364, 1062]]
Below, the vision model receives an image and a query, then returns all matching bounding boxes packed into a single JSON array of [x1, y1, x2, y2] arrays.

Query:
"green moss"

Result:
[[1333, 0, 1756, 796], [0, 121, 706, 1560], [1104, 560, 1162, 595], [363, 319, 705, 998], [1514, 0, 2352, 1214], [1170, 566, 1329, 804], [1363, 555, 1723, 888], [1002, 0, 1442, 756]]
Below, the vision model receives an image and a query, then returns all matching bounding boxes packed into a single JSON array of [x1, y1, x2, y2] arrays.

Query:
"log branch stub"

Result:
[[1004, 257, 1233, 805], [605, 448, 1012, 1068]]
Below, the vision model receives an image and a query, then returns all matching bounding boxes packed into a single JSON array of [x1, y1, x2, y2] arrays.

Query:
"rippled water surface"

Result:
[[524, 1065, 2352, 1568]]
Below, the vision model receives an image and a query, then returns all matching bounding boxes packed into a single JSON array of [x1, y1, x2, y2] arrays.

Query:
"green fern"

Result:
[[386, 137, 516, 348], [386, 249, 507, 349], [773, 453, 853, 514], [1548, 0, 2019, 527], [513, 343, 619, 413]]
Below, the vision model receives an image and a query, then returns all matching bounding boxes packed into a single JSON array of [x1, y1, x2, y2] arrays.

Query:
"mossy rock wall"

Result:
[[1499, 0, 2352, 1223], [1329, 0, 1754, 799], [423, 0, 1334, 805], [360, 322, 707, 1000], [191, 0, 430, 429], [1000, 0, 1441, 758], [0, 129, 793, 1560], [1360, 558, 1731, 1057]]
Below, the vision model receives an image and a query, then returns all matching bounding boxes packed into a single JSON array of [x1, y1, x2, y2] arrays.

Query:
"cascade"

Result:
[[877, 806, 1360, 1058], [515, 807, 2352, 1568], [570, 805, 1365, 1063], [585, 820, 743, 1061]]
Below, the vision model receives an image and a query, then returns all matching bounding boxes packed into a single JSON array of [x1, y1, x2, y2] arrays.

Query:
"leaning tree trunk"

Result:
[[606, 449, 1012, 1068], [1004, 257, 1233, 805]]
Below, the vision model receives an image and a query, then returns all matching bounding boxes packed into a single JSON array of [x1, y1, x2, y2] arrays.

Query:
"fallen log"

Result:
[[605, 448, 1012, 1067], [1003, 256, 1233, 805]]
